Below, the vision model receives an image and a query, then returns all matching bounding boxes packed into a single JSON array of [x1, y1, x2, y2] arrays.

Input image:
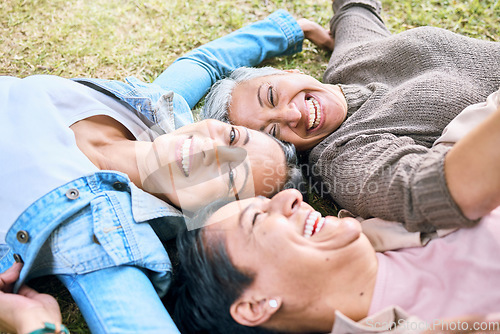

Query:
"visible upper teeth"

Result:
[[317, 218, 325, 231], [181, 138, 192, 176], [306, 97, 321, 130], [304, 211, 323, 238]]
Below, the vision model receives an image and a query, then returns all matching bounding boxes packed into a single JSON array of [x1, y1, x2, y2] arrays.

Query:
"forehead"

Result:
[[246, 127, 281, 154], [245, 130, 287, 195], [230, 73, 290, 107]]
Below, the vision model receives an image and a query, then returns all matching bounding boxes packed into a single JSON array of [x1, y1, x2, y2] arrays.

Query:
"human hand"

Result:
[[0, 263, 64, 334], [297, 18, 334, 52]]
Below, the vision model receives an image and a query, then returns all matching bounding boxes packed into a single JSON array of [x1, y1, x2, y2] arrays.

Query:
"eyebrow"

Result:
[[227, 128, 250, 199], [256, 84, 271, 132], [257, 83, 265, 108], [238, 127, 253, 195], [243, 127, 250, 145]]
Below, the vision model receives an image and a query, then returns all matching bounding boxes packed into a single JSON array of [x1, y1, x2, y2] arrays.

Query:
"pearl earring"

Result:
[[269, 299, 278, 308]]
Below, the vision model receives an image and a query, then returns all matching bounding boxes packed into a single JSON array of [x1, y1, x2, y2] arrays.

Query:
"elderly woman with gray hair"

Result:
[[202, 0, 500, 234]]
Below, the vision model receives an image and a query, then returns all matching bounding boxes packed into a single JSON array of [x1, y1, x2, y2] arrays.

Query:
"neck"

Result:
[[71, 116, 177, 205], [70, 115, 151, 188], [326, 254, 378, 322]]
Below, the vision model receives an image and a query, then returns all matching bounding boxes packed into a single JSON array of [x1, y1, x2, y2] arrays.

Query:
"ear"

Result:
[[230, 295, 281, 327]]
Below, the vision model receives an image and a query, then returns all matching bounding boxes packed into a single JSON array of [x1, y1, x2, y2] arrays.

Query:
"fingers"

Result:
[[18, 284, 39, 298], [297, 18, 334, 52], [0, 277, 63, 334], [36, 294, 63, 323], [18, 285, 63, 322], [0, 262, 23, 292]]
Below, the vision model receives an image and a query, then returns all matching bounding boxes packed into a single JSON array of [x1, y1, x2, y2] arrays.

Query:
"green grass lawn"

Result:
[[1, 0, 499, 332]]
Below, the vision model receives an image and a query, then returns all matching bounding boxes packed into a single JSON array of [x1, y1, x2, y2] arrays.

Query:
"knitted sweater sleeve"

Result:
[[329, 0, 389, 52], [312, 130, 478, 232], [315, 0, 484, 231]]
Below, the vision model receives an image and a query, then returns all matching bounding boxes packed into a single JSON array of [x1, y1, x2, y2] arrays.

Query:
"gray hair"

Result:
[[271, 136, 305, 196], [202, 66, 285, 123]]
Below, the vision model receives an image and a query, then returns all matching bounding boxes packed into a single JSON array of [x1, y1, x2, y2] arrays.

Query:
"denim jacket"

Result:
[[72, 77, 193, 134], [1, 172, 183, 295]]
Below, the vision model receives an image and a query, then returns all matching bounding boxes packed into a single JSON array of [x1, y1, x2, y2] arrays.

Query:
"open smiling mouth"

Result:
[[306, 96, 321, 130], [303, 211, 326, 238]]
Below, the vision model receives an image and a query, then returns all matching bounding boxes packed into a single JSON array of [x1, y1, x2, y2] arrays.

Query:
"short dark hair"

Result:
[[172, 200, 279, 334]]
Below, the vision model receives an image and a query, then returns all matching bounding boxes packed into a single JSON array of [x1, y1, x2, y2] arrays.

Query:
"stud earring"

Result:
[[269, 299, 278, 308]]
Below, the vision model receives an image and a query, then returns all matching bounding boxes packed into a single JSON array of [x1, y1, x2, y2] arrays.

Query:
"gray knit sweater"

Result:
[[309, 0, 500, 232]]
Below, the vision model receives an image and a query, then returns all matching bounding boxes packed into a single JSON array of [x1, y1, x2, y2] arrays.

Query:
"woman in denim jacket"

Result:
[[0, 10, 330, 334]]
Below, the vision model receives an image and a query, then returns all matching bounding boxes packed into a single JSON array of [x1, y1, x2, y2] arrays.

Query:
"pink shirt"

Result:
[[369, 207, 500, 320]]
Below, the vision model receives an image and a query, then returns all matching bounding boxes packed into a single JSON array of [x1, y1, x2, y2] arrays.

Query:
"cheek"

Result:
[[251, 159, 286, 196], [295, 136, 323, 151], [174, 178, 230, 211], [229, 100, 252, 125], [255, 229, 296, 257], [257, 240, 312, 286], [280, 126, 305, 143]]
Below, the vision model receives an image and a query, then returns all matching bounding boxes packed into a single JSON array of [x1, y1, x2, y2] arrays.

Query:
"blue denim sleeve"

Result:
[[58, 267, 180, 333], [153, 9, 304, 109]]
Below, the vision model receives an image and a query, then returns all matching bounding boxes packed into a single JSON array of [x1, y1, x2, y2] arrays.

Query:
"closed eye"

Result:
[[269, 124, 277, 137], [252, 212, 261, 226], [267, 86, 275, 107], [268, 123, 281, 139]]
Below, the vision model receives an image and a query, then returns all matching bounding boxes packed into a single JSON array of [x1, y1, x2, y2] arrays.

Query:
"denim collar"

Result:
[[129, 183, 183, 223]]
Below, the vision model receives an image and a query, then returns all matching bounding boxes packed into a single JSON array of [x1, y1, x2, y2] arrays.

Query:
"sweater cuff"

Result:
[[410, 145, 479, 232], [267, 10, 304, 56]]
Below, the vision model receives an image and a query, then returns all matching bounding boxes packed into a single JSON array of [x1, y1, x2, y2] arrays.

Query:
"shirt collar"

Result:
[[331, 306, 425, 334], [130, 183, 183, 223]]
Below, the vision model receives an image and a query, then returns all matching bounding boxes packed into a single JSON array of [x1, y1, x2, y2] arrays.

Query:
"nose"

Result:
[[276, 103, 301, 128], [269, 189, 303, 217]]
